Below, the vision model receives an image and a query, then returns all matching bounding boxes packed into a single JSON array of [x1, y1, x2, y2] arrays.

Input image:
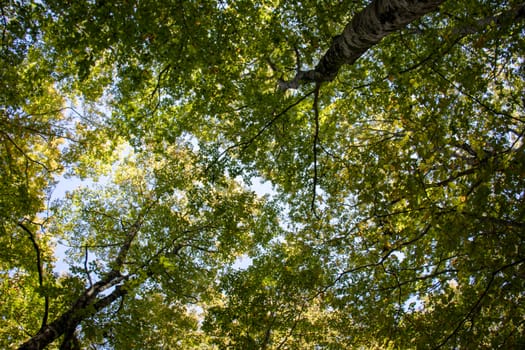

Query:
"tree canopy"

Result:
[[1, 0, 524, 349]]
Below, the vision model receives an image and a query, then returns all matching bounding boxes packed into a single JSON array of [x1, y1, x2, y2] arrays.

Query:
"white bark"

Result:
[[279, 0, 446, 90]]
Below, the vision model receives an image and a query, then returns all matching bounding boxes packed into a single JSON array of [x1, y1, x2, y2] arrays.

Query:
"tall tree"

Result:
[[2, 0, 525, 348], [17, 145, 279, 349], [1, 2, 68, 345]]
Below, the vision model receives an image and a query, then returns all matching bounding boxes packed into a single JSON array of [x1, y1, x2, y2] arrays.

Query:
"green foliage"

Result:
[[2, 0, 525, 349]]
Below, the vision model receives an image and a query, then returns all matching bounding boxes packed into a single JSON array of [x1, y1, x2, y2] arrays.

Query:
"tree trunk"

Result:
[[279, 0, 445, 90], [17, 208, 143, 350], [17, 285, 127, 350]]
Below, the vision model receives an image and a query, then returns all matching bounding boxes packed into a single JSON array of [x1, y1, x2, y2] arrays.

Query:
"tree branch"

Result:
[[1, 130, 51, 172], [280, 1, 525, 91], [279, 0, 445, 90], [84, 245, 93, 288], [206, 90, 315, 171], [434, 257, 525, 349], [310, 83, 321, 217], [452, 2, 525, 37], [18, 283, 128, 350], [18, 221, 49, 332], [16, 207, 148, 350]]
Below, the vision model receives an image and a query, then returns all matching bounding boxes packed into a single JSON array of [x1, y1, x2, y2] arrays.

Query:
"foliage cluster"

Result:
[[1, 0, 524, 349]]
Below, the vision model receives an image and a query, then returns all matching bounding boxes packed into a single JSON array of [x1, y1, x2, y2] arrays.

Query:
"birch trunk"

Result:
[[279, 0, 446, 90]]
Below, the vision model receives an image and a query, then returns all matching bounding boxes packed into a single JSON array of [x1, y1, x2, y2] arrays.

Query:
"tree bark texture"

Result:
[[279, 0, 446, 90]]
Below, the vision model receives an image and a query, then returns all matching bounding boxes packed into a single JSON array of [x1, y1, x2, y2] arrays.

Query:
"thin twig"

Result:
[[84, 245, 93, 288], [149, 64, 171, 100], [432, 67, 522, 123]]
